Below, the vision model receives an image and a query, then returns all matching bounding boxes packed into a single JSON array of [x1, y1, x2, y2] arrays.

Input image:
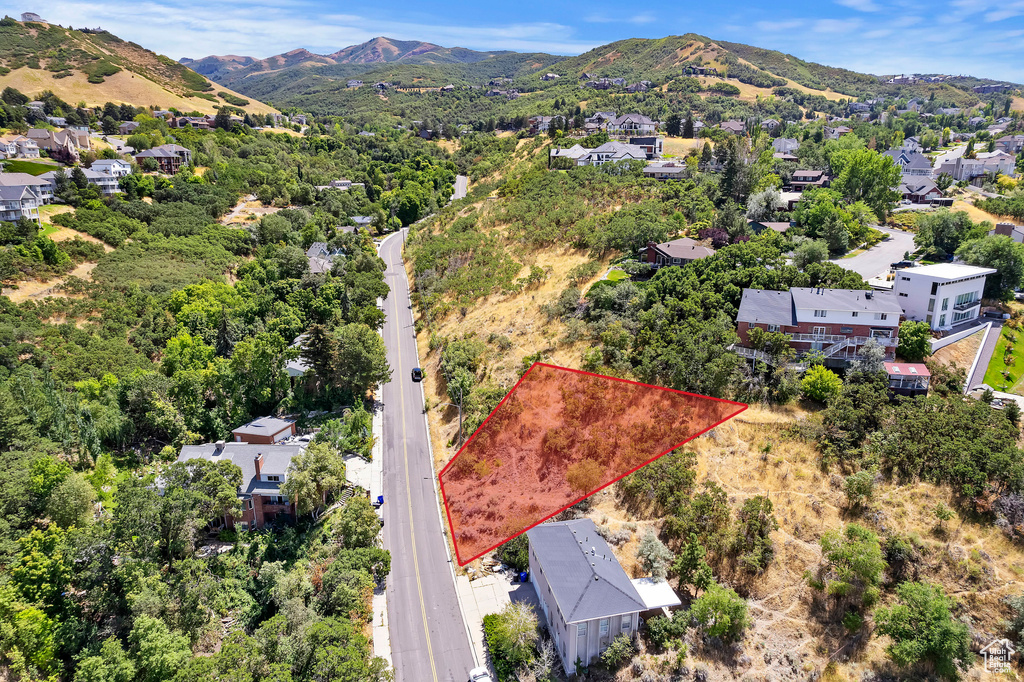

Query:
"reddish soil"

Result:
[[439, 363, 746, 564]]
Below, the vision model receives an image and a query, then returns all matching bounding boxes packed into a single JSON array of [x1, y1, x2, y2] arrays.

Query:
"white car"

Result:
[[468, 667, 494, 682]]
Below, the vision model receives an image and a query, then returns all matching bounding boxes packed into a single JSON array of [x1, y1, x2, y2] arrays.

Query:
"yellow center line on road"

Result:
[[389, 239, 439, 682]]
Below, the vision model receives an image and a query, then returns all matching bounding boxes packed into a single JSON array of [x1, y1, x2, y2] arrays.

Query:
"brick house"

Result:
[[735, 287, 902, 365], [641, 237, 715, 267], [175, 441, 302, 530]]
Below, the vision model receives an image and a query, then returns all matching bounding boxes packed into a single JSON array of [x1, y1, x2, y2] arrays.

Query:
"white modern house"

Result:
[[892, 263, 996, 330]]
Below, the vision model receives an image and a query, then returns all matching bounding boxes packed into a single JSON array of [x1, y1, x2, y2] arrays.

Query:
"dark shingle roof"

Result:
[[527, 518, 646, 623], [176, 442, 303, 495], [651, 237, 715, 260], [736, 289, 796, 327], [232, 416, 295, 438]]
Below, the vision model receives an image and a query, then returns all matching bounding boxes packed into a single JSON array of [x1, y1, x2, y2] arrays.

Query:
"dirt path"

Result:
[[2, 261, 97, 303], [47, 227, 114, 252]]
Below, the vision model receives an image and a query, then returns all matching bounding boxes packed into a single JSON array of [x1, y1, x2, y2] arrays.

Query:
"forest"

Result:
[[0, 102, 460, 681]]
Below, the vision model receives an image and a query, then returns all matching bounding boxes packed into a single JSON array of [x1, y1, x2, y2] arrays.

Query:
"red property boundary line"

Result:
[[438, 362, 748, 566]]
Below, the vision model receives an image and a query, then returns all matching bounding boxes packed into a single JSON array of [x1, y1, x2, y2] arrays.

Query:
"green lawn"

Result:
[[38, 224, 61, 237], [606, 268, 630, 282], [983, 327, 1024, 394], [2, 159, 59, 176]]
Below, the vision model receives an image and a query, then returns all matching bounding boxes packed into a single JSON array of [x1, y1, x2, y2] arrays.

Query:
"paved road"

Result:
[[380, 229, 476, 682], [933, 143, 966, 170], [829, 226, 916, 280], [452, 175, 468, 201]]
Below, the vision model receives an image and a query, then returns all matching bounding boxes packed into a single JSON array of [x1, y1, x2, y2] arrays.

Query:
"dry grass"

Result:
[[662, 136, 708, 157], [931, 328, 984, 370], [0, 67, 276, 115], [953, 199, 1009, 225]]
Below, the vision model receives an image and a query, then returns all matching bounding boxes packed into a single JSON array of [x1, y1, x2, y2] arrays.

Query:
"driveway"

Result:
[[933, 144, 966, 170], [379, 230, 476, 682], [452, 174, 468, 201], [829, 226, 916, 280]]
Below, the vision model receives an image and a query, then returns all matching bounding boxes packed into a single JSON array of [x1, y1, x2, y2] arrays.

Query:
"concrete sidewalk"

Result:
[[455, 572, 543, 674]]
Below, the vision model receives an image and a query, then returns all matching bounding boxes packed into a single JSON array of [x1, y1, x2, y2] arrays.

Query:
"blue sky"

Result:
[[41, 0, 1024, 81]]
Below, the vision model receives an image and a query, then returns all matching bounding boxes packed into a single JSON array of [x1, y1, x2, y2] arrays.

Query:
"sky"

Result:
[[34, 0, 1024, 82]]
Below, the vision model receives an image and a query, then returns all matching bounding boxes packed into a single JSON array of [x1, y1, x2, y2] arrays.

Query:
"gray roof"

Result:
[[176, 442, 303, 495], [527, 518, 646, 623], [0, 172, 50, 187], [737, 287, 901, 326], [791, 287, 902, 314], [306, 241, 330, 258], [135, 144, 189, 158], [899, 175, 939, 194], [232, 415, 295, 437], [736, 289, 796, 326]]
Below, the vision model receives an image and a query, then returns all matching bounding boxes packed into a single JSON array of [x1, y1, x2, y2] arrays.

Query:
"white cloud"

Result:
[[836, 0, 881, 11], [585, 13, 657, 24], [755, 20, 806, 31]]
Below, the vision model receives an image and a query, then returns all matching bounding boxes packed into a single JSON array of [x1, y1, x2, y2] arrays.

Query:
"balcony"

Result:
[[953, 299, 981, 311]]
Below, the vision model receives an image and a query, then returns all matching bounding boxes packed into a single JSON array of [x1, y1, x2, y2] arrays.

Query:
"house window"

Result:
[[813, 309, 827, 318], [767, 324, 780, 332], [926, 314, 933, 324], [851, 311, 858, 317], [237, 521, 249, 531], [939, 314, 946, 327], [672, 258, 681, 265], [930, 282, 938, 295], [901, 276, 910, 281], [899, 292, 908, 297], [874, 313, 887, 321], [622, 619, 631, 632], [941, 298, 948, 311], [266, 475, 280, 482], [248, 500, 254, 510], [599, 619, 609, 636], [927, 299, 935, 312]]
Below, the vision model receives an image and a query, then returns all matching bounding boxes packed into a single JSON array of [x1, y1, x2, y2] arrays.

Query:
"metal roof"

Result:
[[526, 518, 646, 623]]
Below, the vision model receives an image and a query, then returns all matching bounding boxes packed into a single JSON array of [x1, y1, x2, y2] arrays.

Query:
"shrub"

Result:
[[802, 365, 842, 404], [874, 582, 971, 680], [843, 470, 875, 509], [690, 582, 749, 641], [495, 535, 529, 572], [637, 531, 674, 580], [600, 634, 634, 668]]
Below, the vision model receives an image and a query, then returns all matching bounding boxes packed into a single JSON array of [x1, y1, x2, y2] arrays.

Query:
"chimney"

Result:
[[996, 222, 1015, 237], [254, 452, 263, 477], [214, 440, 225, 456]]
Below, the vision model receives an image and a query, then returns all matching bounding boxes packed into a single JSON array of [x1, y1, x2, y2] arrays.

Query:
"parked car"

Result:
[[891, 260, 914, 269], [469, 668, 494, 682], [411, 367, 423, 382]]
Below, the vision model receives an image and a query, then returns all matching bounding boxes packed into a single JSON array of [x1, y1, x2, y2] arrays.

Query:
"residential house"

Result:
[[760, 118, 781, 132], [892, 263, 995, 330], [176, 441, 302, 530], [285, 335, 310, 379], [0, 173, 49, 222], [882, 148, 931, 176], [849, 102, 871, 114], [735, 287, 902, 365], [0, 136, 16, 159], [528, 115, 555, 134], [642, 162, 689, 181], [790, 170, 830, 192], [607, 114, 658, 136], [576, 141, 648, 166], [824, 125, 852, 140], [691, 120, 706, 135], [541, 73, 560, 81], [45, 116, 67, 127], [0, 135, 39, 159], [305, 241, 344, 274], [946, 151, 1016, 182], [170, 116, 210, 129], [26, 128, 79, 162], [39, 168, 120, 198], [718, 120, 746, 135], [683, 65, 718, 76], [628, 136, 663, 159], [26, 101, 45, 115], [968, 116, 987, 129], [937, 108, 962, 116], [992, 222, 1024, 243], [232, 416, 296, 444], [292, 115, 308, 125], [358, 131, 375, 137], [134, 144, 192, 173], [885, 362, 930, 398], [902, 136, 923, 152], [584, 111, 617, 128], [350, 216, 373, 229], [995, 135, 1024, 154], [119, 121, 140, 135], [626, 81, 652, 93], [527, 519, 654, 675], [439, 84, 455, 92], [905, 99, 922, 112], [549, 145, 589, 166], [21, 12, 44, 21], [315, 178, 354, 191], [347, 80, 363, 88], [641, 237, 715, 267], [90, 159, 132, 177], [898, 176, 942, 204], [579, 72, 595, 81], [974, 84, 1013, 94], [773, 152, 799, 162], [772, 136, 799, 153]]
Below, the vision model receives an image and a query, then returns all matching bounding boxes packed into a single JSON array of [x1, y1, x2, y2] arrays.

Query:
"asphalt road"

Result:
[[453, 175, 468, 201], [829, 226, 916, 280], [380, 229, 476, 682]]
